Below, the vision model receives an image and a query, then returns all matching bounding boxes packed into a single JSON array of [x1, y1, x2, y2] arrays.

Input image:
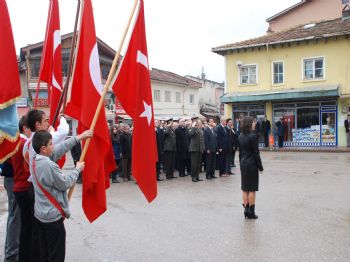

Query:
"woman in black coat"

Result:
[[238, 117, 263, 219]]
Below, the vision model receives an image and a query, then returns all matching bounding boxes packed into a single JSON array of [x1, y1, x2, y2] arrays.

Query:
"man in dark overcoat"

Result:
[[175, 118, 190, 177], [155, 119, 164, 181], [204, 118, 218, 180], [163, 119, 176, 179], [261, 115, 271, 147], [189, 119, 205, 182], [216, 117, 229, 176]]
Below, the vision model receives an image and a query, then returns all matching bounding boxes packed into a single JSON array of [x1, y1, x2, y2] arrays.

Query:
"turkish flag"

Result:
[[65, 0, 116, 222], [0, 0, 20, 163], [37, 0, 62, 127], [112, 0, 157, 202]]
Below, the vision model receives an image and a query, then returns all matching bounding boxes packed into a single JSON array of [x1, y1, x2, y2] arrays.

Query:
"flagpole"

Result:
[[68, 0, 139, 201], [51, 0, 81, 127]]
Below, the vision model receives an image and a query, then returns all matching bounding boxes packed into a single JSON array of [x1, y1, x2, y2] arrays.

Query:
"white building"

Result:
[[148, 68, 202, 120], [185, 74, 224, 120]]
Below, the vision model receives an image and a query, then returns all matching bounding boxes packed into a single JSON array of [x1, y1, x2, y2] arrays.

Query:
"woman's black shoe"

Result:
[[192, 177, 198, 182], [243, 204, 250, 219], [248, 204, 258, 219]]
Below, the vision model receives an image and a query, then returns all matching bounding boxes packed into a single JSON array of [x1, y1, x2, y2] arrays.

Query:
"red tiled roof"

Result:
[[212, 18, 350, 55], [150, 68, 202, 89]]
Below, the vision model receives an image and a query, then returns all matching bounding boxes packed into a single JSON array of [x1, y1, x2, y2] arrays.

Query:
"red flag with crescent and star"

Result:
[[112, 0, 157, 203], [65, 0, 116, 222], [38, 0, 63, 127]]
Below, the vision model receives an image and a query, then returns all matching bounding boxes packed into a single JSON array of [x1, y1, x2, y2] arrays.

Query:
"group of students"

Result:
[[1, 109, 92, 262]]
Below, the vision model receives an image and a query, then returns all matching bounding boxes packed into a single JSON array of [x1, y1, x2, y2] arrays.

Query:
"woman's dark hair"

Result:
[[32, 130, 52, 154], [241, 116, 253, 135], [26, 109, 45, 132]]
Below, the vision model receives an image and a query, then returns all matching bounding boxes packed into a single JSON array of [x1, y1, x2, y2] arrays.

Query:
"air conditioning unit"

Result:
[[109, 104, 116, 112]]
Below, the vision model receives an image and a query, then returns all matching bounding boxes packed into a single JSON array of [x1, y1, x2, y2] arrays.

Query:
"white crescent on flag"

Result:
[[52, 29, 62, 91], [89, 43, 103, 95]]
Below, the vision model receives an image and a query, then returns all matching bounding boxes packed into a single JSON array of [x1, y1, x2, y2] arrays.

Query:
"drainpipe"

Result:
[[265, 43, 272, 91]]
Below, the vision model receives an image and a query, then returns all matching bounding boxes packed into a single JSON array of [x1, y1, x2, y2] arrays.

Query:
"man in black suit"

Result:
[[163, 119, 176, 179], [345, 114, 350, 147], [175, 118, 190, 177], [204, 118, 218, 179], [155, 119, 164, 181], [119, 124, 132, 181], [216, 117, 229, 177], [226, 118, 237, 175], [261, 115, 271, 147]]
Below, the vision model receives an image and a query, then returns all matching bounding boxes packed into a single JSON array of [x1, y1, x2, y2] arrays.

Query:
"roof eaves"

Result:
[[212, 31, 350, 55]]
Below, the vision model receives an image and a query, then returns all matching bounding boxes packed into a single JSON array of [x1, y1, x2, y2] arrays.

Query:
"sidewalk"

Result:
[[260, 146, 350, 153]]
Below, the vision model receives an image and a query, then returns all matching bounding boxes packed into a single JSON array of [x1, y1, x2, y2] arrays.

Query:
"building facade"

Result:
[[212, 18, 350, 147], [266, 0, 343, 33], [185, 74, 224, 120], [19, 33, 116, 121], [148, 68, 201, 120]]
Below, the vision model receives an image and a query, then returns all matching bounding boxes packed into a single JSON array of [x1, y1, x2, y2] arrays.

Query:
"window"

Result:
[[273, 61, 284, 84], [153, 90, 160, 102], [165, 91, 171, 102], [101, 64, 111, 80], [240, 65, 257, 85], [30, 60, 40, 78], [62, 61, 69, 77], [303, 57, 324, 80], [175, 92, 181, 103], [189, 94, 194, 105]]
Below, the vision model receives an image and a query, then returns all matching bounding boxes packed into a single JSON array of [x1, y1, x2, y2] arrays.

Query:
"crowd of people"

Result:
[[1, 109, 264, 261], [107, 116, 240, 184]]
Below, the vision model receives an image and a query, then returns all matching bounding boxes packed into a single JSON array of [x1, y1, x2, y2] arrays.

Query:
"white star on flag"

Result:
[[140, 100, 152, 125]]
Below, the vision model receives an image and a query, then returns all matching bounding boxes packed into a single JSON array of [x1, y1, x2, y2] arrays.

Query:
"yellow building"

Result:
[[212, 18, 350, 147]]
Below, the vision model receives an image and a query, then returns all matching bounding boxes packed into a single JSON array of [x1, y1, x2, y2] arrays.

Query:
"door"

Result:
[[321, 111, 336, 145]]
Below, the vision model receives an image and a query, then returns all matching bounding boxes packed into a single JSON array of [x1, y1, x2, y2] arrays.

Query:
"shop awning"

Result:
[[221, 85, 340, 103]]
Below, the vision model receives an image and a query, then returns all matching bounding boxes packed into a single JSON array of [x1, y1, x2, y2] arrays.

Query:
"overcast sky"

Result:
[[7, 0, 298, 83]]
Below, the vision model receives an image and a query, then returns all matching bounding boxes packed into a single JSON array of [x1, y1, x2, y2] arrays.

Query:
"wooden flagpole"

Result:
[[68, 0, 139, 201], [51, 0, 81, 127]]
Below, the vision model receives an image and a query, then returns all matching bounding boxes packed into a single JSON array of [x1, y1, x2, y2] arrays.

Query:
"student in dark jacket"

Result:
[[175, 118, 190, 177], [238, 116, 263, 220], [204, 118, 218, 180], [216, 117, 229, 177]]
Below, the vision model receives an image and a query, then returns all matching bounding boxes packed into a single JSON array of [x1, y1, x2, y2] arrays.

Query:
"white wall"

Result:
[[151, 81, 200, 117]]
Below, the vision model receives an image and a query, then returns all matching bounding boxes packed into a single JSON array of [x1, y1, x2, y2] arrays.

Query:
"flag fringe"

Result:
[[0, 130, 19, 143], [0, 96, 20, 110], [0, 139, 20, 164]]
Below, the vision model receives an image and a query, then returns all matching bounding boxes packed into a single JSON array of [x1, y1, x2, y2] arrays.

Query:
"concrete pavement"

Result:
[[1, 151, 350, 261]]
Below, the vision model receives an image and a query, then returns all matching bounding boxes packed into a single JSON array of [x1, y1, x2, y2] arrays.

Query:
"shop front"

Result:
[[221, 85, 340, 147], [272, 101, 337, 147]]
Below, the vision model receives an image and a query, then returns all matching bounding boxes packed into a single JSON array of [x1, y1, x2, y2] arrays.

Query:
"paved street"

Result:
[[1, 151, 350, 262]]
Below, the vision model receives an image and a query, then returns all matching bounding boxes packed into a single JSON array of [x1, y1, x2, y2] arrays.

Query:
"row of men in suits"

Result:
[[155, 117, 239, 182]]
